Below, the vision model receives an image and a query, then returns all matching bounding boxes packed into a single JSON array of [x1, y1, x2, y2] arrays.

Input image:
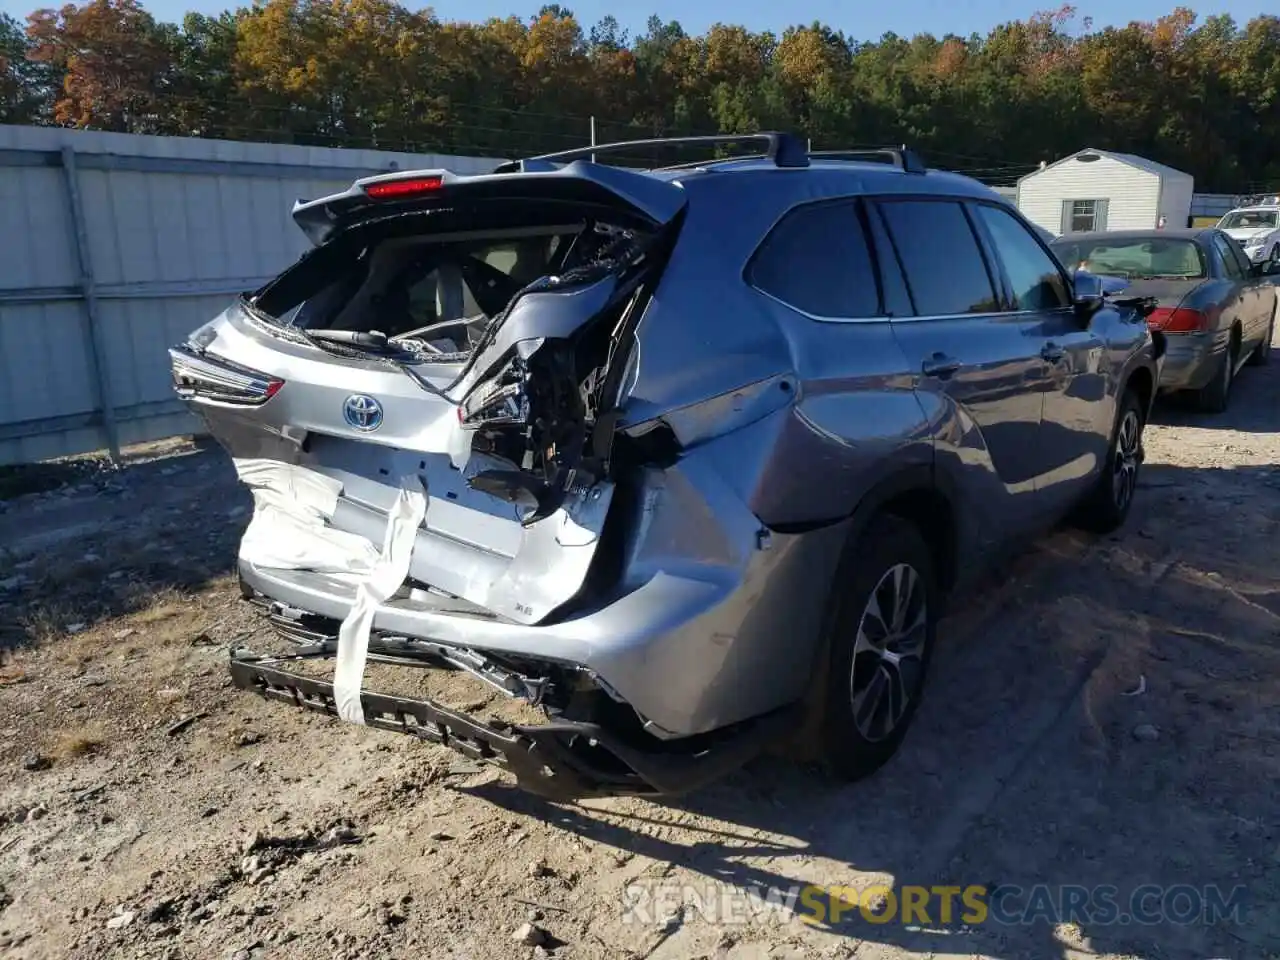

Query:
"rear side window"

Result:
[[1212, 234, 1247, 279], [748, 200, 881, 318], [877, 200, 999, 316], [973, 204, 1070, 310]]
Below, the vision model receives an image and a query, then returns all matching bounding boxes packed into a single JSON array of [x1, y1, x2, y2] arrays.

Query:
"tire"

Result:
[[1197, 333, 1237, 414], [819, 514, 939, 781], [1071, 387, 1145, 534]]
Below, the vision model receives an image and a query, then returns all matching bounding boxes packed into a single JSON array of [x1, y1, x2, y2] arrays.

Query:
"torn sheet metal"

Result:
[[232, 458, 428, 725], [333, 476, 427, 724]]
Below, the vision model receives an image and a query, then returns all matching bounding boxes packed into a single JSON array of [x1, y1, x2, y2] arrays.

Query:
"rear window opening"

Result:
[[245, 197, 671, 362], [249, 220, 619, 357]]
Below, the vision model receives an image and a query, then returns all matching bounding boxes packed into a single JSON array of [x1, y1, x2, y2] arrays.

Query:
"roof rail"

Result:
[[809, 147, 927, 175], [492, 132, 810, 174]]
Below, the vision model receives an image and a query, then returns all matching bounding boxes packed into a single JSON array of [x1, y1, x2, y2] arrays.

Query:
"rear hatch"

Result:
[[176, 163, 687, 625]]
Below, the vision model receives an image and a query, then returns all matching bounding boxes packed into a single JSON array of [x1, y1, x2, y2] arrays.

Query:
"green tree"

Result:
[[1, 12, 54, 122]]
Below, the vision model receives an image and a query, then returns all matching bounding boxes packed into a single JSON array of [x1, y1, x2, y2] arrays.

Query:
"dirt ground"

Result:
[[2, 345, 1280, 960]]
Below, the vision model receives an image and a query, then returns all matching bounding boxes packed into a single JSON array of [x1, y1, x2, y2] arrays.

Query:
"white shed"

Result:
[[1015, 148, 1195, 237]]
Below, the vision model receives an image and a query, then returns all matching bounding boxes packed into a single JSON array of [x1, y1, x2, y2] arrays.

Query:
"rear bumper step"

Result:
[[228, 647, 799, 800]]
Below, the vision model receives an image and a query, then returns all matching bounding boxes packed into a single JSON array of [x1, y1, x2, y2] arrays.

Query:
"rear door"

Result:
[[1215, 232, 1268, 351], [874, 197, 1051, 547], [1209, 232, 1258, 350], [968, 201, 1109, 513]]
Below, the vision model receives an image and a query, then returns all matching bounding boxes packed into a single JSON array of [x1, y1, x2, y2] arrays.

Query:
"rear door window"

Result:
[[747, 200, 882, 319], [1212, 233, 1248, 279], [973, 203, 1070, 310], [876, 200, 1000, 316]]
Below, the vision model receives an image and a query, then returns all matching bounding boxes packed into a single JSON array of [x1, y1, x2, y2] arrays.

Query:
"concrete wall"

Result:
[[0, 126, 501, 465]]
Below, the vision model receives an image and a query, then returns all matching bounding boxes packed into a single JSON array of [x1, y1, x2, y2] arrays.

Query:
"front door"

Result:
[[969, 202, 1110, 515]]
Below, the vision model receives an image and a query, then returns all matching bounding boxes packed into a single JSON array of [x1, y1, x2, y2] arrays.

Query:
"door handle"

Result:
[[1041, 343, 1065, 363], [922, 353, 962, 379]]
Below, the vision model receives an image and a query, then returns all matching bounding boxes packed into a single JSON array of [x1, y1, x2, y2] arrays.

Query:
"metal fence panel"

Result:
[[0, 125, 502, 465]]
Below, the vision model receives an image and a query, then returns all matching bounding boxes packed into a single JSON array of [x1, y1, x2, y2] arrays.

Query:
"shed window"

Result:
[[1061, 199, 1109, 234]]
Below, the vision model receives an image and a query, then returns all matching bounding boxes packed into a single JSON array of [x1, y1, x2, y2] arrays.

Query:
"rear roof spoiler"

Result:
[[290, 162, 689, 246]]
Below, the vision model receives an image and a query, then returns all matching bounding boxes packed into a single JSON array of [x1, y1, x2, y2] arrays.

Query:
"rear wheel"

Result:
[[1197, 333, 1237, 413], [1071, 387, 1145, 534], [820, 514, 938, 781]]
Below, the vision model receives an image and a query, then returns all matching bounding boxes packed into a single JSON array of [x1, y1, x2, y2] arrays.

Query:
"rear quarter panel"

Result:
[[623, 169, 935, 530]]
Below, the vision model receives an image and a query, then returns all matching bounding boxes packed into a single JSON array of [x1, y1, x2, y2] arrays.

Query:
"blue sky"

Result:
[[0, 0, 1271, 38]]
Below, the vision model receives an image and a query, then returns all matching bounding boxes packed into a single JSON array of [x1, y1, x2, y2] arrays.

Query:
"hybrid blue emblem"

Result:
[[343, 394, 383, 432]]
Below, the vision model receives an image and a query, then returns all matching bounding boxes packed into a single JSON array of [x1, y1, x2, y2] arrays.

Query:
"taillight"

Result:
[[458, 356, 530, 430], [362, 176, 444, 200], [1147, 307, 1214, 333], [169, 345, 284, 405]]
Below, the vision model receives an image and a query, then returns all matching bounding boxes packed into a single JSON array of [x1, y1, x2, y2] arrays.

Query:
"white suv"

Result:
[[1217, 201, 1280, 265]]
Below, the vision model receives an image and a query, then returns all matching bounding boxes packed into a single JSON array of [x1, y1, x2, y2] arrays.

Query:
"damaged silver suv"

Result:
[[171, 133, 1163, 799]]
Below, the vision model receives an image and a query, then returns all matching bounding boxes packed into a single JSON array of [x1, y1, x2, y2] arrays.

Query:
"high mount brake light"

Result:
[[363, 176, 445, 200]]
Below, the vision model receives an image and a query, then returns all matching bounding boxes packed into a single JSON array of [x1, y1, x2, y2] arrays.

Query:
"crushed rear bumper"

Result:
[[228, 643, 798, 801]]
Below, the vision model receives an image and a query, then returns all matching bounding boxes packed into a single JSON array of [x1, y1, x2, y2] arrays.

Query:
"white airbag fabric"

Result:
[[234, 459, 379, 579], [333, 477, 426, 724], [231, 458, 428, 725]]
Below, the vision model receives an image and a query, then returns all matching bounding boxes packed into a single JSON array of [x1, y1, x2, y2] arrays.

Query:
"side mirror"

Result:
[[1252, 260, 1278, 278], [1072, 269, 1112, 319]]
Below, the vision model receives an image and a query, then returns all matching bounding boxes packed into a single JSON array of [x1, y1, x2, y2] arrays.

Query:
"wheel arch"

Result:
[[791, 462, 958, 759], [1125, 363, 1156, 420], [838, 464, 959, 607]]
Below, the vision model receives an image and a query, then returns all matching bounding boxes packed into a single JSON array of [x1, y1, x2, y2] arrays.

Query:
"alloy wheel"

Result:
[[1112, 408, 1141, 511], [849, 563, 928, 742]]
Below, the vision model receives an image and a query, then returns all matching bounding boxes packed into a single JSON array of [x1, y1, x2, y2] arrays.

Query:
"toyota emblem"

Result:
[[343, 394, 384, 432]]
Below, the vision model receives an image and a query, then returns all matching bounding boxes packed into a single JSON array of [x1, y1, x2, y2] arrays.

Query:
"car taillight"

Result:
[[458, 356, 531, 430], [1147, 307, 1214, 333], [169, 345, 284, 405], [363, 176, 444, 200]]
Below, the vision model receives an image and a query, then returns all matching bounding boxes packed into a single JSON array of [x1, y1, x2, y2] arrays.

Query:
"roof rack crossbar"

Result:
[[809, 146, 927, 175], [492, 132, 810, 174]]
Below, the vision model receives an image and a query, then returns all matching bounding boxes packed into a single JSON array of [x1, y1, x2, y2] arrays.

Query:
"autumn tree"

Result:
[[26, 0, 178, 130]]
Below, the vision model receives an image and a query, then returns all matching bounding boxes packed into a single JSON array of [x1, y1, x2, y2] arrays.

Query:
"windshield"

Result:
[[1049, 237, 1206, 280], [1219, 210, 1278, 230]]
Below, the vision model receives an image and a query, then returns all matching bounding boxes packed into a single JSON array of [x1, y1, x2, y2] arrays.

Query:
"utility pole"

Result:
[[590, 116, 597, 163]]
